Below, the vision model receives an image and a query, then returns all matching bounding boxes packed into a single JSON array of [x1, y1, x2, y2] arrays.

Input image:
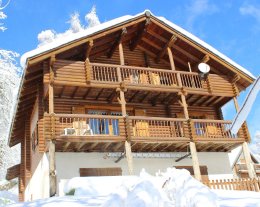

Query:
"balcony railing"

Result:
[[190, 119, 237, 140], [91, 63, 208, 91], [53, 60, 234, 96], [44, 114, 246, 143], [128, 116, 188, 141]]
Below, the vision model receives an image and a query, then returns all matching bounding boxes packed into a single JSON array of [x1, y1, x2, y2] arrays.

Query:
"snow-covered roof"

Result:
[[21, 10, 255, 80]]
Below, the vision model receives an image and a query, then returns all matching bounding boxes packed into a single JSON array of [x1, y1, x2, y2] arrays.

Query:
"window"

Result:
[[31, 125, 38, 151], [87, 110, 122, 136]]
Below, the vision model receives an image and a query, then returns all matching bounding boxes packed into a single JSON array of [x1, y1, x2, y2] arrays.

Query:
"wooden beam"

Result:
[[83, 88, 91, 99], [147, 29, 168, 43], [211, 96, 224, 105], [168, 94, 179, 105], [96, 88, 104, 100], [202, 96, 216, 106], [140, 91, 150, 103], [190, 96, 202, 106], [167, 47, 176, 70], [113, 142, 123, 151], [150, 93, 161, 106], [161, 93, 173, 104], [107, 90, 117, 103], [63, 142, 71, 151], [85, 40, 94, 59], [156, 35, 177, 62], [107, 28, 127, 58], [242, 142, 257, 178], [129, 91, 139, 102], [190, 142, 202, 181], [103, 143, 111, 151], [59, 86, 66, 98], [202, 54, 210, 63], [71, 86, 79, 98], [129, 17, 151, 51], [125, 141, 134, 175]]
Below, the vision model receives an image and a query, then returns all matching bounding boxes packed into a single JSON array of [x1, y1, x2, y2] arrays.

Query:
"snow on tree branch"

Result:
[[0, 49, 21, 180], [37, 5, 100, 46], [0, 0, 11, 31]]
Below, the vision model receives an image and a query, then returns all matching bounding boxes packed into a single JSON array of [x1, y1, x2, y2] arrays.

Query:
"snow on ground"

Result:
[[0, 184, 18, 206], [214, 190, 260, 207], [4, 168, 260, 207]]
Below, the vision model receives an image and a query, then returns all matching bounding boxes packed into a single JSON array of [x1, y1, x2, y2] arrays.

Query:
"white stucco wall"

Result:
[[56, 152, 233, 185], [24, 153, 50, 201]]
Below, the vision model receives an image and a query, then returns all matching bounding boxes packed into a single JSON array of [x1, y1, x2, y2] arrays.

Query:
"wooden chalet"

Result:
[[6, 10, 257, 201]]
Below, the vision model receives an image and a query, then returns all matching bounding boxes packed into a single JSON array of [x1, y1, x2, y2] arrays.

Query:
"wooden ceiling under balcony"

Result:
[[54, 85, 231, 108], [54, 139, 243, 153]]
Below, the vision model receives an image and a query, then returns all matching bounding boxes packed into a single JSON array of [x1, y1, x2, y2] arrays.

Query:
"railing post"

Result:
[[177, 73, 183, 87], [117, 66, 122, 83], [85, 59, 92, 83], [206, 75, 213, 93], [188, 119, 196, 141]]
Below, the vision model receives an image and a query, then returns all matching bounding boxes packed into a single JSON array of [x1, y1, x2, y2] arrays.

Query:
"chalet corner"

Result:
[[7, 10, 257, 201]]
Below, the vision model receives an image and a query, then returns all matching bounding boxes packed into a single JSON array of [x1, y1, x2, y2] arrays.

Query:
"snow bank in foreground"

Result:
[[5, 168, 260, 207]]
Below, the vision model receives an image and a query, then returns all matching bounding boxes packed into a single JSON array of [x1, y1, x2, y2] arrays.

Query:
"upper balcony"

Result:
[[51, 60, 235, 98]]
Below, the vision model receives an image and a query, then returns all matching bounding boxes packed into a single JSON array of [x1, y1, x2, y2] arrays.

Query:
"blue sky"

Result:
[[1, 0, 259, 142]]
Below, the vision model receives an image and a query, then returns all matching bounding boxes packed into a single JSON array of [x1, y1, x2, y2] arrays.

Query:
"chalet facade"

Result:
[[6, 10, 257, 201]]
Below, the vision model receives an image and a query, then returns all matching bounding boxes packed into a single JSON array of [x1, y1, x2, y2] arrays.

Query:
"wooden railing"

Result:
[[190, 119, 237, 139], [235, 164, 260, 175], [53, 60, 234, 96], [44, 113, 244, 142], [90, 63, 207, 90], [120, 65, 179, 87], [55, 114, 126, 138], [128, 116, 188, 140], [203, 178, 260, 192]]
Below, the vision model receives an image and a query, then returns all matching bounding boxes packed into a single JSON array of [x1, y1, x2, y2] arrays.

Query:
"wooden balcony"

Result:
[[52, 60, 235, 97], [43, 114, 246, 152]]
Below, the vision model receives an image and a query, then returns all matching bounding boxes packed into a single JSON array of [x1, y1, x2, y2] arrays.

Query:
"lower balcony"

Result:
[[43, 114, 246, 152]]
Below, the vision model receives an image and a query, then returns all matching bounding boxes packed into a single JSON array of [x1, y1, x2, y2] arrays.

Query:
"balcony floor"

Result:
[[54, 138, 243, 153]]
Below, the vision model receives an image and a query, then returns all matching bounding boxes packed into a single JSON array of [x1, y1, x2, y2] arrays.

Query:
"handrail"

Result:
[[91, 62, 199, 75], [191, 119, 232, 124], [55, 114, 123, 119], [129, 116, 186, 122]]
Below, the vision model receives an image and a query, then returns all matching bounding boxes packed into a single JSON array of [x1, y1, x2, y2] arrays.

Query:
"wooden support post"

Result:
[[190, 142, 202, 181], [233, 97, 240, 112], [49, 139, 56, 196], [119, 42, 125, 65], [180, 93, 189, 119], [49, 56, 56, 197], [167, 47, 176, 71], [242, 142, 257, 178], [125, 140, 134, 175], [118, 89, 126, 116]]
